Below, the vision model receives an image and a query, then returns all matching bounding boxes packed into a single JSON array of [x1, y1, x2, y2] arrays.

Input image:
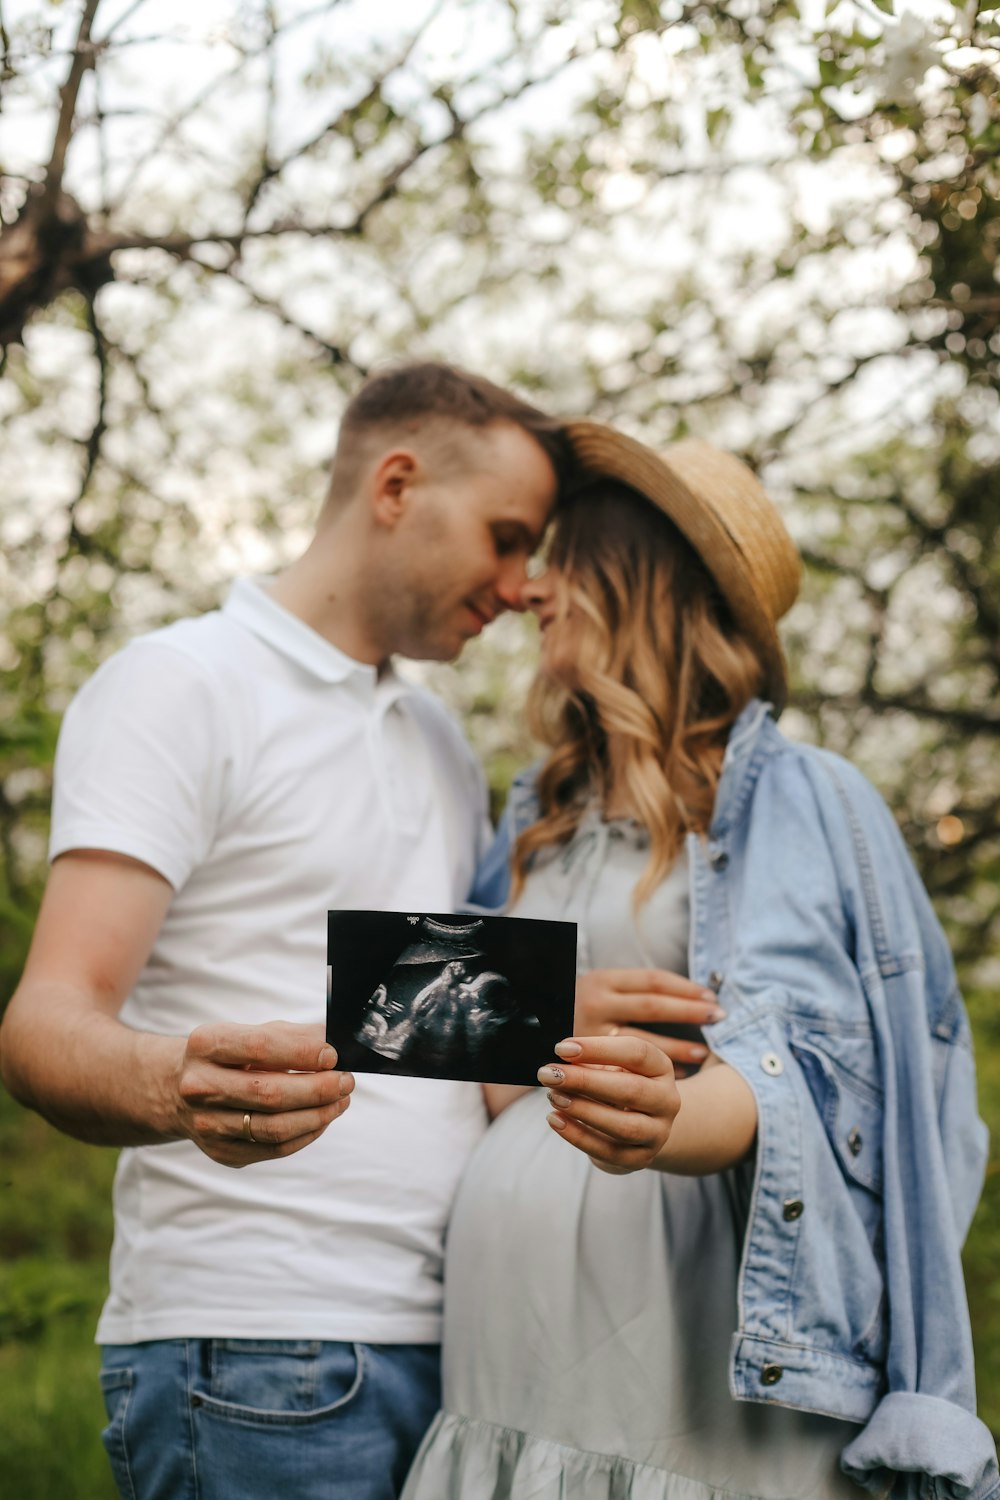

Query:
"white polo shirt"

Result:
[[50, 579, 492, 1344]]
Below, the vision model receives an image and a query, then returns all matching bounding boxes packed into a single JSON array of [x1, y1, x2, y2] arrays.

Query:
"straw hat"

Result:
[[563, 420, 801, 711]]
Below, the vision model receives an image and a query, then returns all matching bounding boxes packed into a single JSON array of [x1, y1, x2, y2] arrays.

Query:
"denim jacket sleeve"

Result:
[[707, 743, 997, 1499], [465, 799, 515, 912], [812, 756, 997, 1500], [465, 765, 540, 913]]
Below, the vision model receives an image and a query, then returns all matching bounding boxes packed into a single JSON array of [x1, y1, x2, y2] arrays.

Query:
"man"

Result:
[[0, 362, 563, 1500]]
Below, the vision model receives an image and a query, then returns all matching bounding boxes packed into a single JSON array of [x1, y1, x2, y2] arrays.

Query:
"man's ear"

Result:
[[369, 450, 419, 529]]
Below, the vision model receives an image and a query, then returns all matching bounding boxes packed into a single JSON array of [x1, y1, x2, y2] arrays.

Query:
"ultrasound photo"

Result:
[[326, 911, 577, 1085]]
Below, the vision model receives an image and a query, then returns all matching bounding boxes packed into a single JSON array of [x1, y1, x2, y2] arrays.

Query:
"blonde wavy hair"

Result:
[[512, 479, 768, 909]]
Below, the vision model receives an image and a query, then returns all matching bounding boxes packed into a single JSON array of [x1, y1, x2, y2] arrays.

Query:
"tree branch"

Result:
[[115, 256, 366, 373], [47, 0, 102, 201], [791, 688, 1000, 738], [104, 0, 347, 215], [66, 292, 109, 543]]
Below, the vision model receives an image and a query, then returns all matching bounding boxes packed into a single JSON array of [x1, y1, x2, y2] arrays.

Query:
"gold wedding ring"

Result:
[[242, 1111, 258, 1144]]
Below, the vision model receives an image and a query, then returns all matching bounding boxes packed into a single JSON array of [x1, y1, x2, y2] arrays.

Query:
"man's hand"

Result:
[[538, 1035, 680, 1174], [574, 968, 724, 1077], [0, 852, 353, 1164], [173, 1021, 354, 1168]]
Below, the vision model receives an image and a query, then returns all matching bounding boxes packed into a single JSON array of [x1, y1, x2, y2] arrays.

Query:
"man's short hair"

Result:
[[325, 361, 569, 505]]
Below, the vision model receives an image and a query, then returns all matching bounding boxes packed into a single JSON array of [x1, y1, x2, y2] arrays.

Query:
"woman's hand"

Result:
[[538, 1036, 680, 1175], [574, 968, 724, 1078]]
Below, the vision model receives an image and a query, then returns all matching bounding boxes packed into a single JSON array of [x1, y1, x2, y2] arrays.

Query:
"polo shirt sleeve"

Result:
[[50, 639, 231, 891]]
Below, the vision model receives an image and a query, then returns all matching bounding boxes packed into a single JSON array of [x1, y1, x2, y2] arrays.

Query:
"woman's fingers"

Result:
[[546, 1091, 664, 1146], [542, 1034, 672, 1083], [608, 968, 716, 1000], [574, 968, 725, 1038], [609, 1025, 710, 1068], [538, 1060, 666, 1111], [538, 1036, 681, 1173], [546, 1111, 658, 1173]]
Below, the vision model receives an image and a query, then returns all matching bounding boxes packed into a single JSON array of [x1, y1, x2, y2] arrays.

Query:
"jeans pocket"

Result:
[[99, 1367, 137, 1500], [197, 1339, 365, 1427]]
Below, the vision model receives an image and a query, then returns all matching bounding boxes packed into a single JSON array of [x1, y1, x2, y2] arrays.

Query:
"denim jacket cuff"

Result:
[[841, 1391, 1000, 1499]]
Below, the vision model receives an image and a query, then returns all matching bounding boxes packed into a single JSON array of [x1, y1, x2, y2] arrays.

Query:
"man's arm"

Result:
[[0, 850, 352, 1167]]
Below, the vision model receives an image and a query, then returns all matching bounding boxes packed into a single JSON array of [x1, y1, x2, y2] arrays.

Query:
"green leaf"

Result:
[[706, 106, 730, 144]]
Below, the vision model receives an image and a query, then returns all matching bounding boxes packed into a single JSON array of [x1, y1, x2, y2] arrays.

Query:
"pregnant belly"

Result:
[[440, 1090, 746, 1453]]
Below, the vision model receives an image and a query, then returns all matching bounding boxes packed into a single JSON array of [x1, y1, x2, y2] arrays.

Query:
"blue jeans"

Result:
[[99, 1339, 440, 1500]]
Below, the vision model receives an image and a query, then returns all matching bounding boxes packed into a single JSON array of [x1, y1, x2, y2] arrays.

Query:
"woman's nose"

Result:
[[520, 566, 551, 613]]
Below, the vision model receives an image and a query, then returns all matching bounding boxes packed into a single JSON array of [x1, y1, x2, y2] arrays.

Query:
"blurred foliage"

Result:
[[0, 0, 998, 1488], [0, 1082, 118, 1496]]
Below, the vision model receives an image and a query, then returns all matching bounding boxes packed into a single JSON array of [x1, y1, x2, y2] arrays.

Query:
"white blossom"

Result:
[[968, 91, 991, 139], [877, 13, 940, 106]]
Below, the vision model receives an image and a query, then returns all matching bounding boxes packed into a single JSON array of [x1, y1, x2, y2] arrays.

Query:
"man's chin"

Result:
[[398, 632, 470, 664]]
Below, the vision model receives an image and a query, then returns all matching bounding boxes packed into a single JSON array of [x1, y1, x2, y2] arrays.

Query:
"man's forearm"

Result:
[[0, 978, 185, 1146], [650, 1058, 757, 1175]]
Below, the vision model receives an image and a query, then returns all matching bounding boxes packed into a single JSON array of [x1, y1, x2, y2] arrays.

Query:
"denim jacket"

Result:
[[471, 700, 998, 1500]]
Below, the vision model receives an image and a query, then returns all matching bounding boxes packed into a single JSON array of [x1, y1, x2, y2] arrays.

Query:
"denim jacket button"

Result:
[[782, 1198, 805, 1221], [760, 1051, 784, 1076], [760, 1363, 784, 1385], [847, 1127, 863, 1156], [710, 849, 730, 871], [708, 970, 725, 991]]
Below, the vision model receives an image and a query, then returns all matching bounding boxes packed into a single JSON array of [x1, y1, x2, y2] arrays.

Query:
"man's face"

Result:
[[384, 421, 558, 662]]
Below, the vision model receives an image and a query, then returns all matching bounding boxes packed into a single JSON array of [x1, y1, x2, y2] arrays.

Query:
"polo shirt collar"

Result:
[[224, 577, 395, 691]]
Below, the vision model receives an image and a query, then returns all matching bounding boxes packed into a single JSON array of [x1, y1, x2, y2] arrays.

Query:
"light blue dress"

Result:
[[402, 813, 862, 1499]]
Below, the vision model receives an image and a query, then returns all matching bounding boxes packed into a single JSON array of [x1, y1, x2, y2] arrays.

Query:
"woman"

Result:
[[402, 425, 996, 1499]]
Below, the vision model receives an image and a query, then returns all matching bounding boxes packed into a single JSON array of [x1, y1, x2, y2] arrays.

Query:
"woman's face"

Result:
[[521, 564, 577, 683]]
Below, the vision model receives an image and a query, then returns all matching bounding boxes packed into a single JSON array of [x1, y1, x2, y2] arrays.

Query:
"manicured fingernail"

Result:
[[548, 1091, 572, 1110], [554, 1040, 583, 1058], [700, 988, 718, 1001], [339, 1072, 354, 1096], [538, 1065, 565, 1085], [547, 1112, 568, 1131], [319, 1045, 337, 1068], [689, 1045, 709, 1060]]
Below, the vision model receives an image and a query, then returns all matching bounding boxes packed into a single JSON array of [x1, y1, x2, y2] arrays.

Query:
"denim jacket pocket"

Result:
[[791, 1036, 884, 1198], [790, 1035, 887, 1363]]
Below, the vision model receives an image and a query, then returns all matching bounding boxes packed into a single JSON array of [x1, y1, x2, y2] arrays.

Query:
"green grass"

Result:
[[0, 1087, 118, 1498], [964, 987, 1000, 1437], [0, 1313, 117, 1500]]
